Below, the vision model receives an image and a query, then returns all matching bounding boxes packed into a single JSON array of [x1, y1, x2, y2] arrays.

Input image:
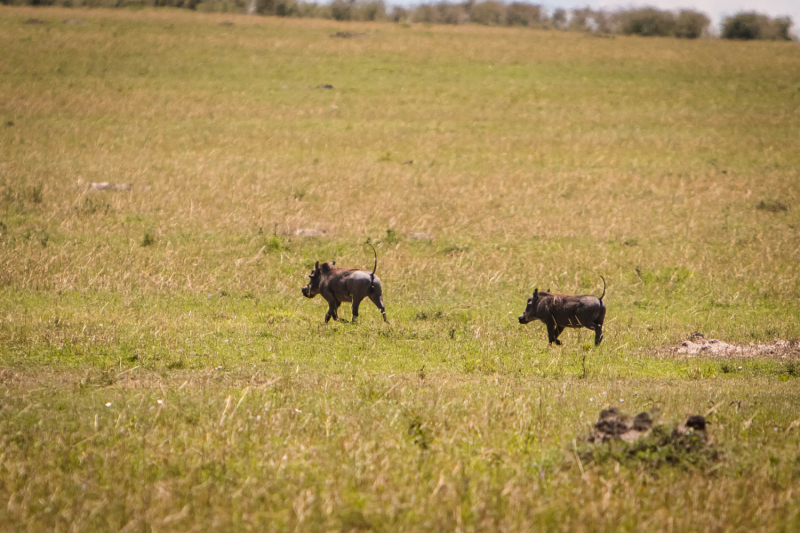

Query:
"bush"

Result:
[[505, 2, 543, 27], [411, 4, 437, 23], [390, 6, 409, 22], [357, 0, 385, 21], [412, 2, 468, 25], [722, 12, 793, 41], [569, 8, 610, 33], [469, 0, 505, 26], [616, 8, 676, 37], [330, 0, 354, 20], [551, 8, 567, 29], [436, 2, 468, 25], [674, 10, 709, 38]]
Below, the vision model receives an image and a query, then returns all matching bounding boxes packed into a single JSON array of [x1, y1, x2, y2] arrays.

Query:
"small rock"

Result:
[[316, 84, 333, 89]]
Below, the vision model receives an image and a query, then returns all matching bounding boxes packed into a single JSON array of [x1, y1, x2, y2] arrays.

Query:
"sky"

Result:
[[538, 0, 798, 33]]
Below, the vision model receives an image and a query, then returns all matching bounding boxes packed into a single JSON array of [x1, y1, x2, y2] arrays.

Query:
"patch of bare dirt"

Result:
[[670, 333, 799, 359], [89, 182, 132, 191], [294, 228, 327, 237]]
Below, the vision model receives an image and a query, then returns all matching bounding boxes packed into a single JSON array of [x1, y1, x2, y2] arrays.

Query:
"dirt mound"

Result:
[[588, 407, 657, 444], [671, 333, 798, 358], [582, 409, 719, 469]]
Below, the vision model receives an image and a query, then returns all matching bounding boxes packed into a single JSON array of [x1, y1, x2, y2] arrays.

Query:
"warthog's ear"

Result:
[[533, 288, 538, 298], [314, 261, 319, 270]]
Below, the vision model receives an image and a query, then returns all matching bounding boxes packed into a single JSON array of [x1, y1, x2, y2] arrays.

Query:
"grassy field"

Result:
[[1, 6, 800, 531]]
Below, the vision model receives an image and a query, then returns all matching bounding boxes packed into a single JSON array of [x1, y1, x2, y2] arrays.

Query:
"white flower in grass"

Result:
[[105, 402, 112, 407]]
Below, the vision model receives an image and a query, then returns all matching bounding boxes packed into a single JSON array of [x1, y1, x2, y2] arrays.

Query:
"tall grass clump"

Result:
[[722, 12, 793, 41]]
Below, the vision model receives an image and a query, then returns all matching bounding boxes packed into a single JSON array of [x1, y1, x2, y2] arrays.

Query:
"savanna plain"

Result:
[[1, 6, 800, 531]]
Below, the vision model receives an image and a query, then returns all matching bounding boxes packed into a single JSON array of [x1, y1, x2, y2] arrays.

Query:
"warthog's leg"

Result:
[[325, 300, 342, 323], [368, 292, 388, 323], [352, 296, 363, 321], [554, 325, 565, 345], [333, 301, 344, 322], [594, 324, 604, 345], [546, 322, 562, 345]]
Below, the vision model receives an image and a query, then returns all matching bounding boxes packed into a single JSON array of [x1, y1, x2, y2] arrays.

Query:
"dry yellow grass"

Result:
[[1, 6, 800, 531]]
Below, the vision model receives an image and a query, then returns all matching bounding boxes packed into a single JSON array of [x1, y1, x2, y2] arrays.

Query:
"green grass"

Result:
[[1, 6, 800, 531]]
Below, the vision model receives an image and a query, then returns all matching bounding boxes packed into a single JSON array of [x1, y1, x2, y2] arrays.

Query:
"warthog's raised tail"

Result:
[[599, 275, 606, 301], [367, 243, 378, 290]]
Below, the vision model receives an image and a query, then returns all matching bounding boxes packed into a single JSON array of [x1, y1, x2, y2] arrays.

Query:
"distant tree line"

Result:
[[4, 0, 795, 41]]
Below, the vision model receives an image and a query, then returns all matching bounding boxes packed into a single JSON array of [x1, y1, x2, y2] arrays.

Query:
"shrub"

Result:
[[390, 6, 409, 22], [722, 12, 793, 41], [674, 10, 709, 38], [359, 0, 385, 20], [274, 0, 300, 16], [141, 229, 156, 247], [330, 0, 354, 21], [436, 2, 468, 25], [616, 8, 676, 37], [411, 4, 437, 23], [569, 8, 610, 33], [411, 2, 467, 25], [551, 8, 567, 29], [390, 6, 408, 21], [505, 2, 543, 27], [722, 13, 764, 40], [469, 0, 505, 26]]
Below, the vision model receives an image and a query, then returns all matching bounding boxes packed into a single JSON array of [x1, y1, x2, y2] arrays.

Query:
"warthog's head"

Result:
[[518, 288, 543, 324], [301, 261, 337, 298], [301, 261, 322, 298]]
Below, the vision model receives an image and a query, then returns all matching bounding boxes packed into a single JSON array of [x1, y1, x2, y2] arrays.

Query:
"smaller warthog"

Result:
[[301, 244, 388, 323], [518, 276, 606, 345]]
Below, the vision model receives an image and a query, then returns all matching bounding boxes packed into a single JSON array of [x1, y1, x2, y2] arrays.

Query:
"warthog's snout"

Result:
[[518, 315, 528, 324], [301, 286, 311, 298]]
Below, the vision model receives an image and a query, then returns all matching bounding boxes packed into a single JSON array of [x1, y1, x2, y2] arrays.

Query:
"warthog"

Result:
[[301, 244, 388, 323], [518, 276, 606, 345]]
